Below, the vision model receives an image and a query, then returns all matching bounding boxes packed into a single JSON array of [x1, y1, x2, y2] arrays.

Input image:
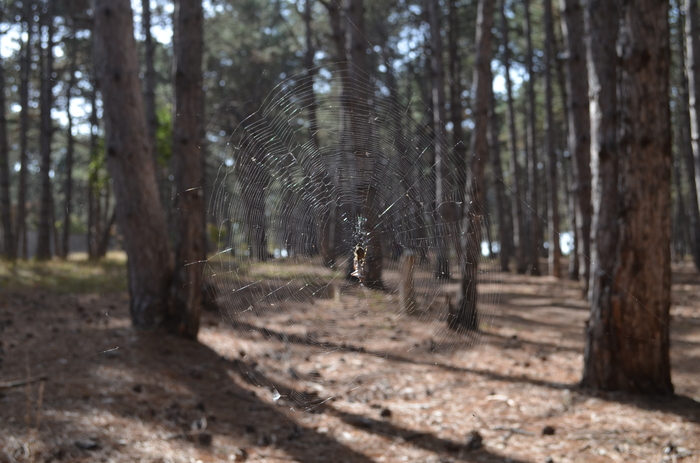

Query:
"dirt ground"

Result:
[[1, 257, 699, 463]]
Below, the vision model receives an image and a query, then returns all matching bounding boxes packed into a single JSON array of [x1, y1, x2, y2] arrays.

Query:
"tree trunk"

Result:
[[673, 148, 690, 261], [543, 0, 561, 277], [428, 0, 454, 281], [62, 27, 77, 259], [582, 0, 673, 395], [302, 0, 335, 267], [170, 0, 205, 339], [87, 82, 100, 260], [345, 0, 382, 287], [452, 0, 492, 332], [560, 0, 592, 293], [500, 0, 527, 274], [553, 17, 579, 280], [36, 3, 55, 261], [141, 0, 158, 167], [93, 0, 174, 329], [0, 7, 15, 261], [16, 0, 32, 260], [524, 0, 541, 276], [490, 92, 510, 272], [449, 0, 467, 221], [682, 0, 700, 270]]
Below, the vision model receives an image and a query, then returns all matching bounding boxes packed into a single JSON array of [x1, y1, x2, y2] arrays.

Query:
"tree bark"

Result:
[[170, 0, 205, 339], [0, 6, 15, 261], [428, 0, 454, 281], [582, 0, 673, 395], [93, 0, 174, 329], [500, 0, 527, 274], [36, 3, 55, 261], [524, 0, 541, 275], [683, 0, 700, 270], [452, 0, 492, 331], [16, 0, 33, 260], [560, 0, 592, 292], [543, 0, 561, 277]]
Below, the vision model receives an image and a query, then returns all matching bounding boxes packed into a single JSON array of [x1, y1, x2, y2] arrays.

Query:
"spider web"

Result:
[[206, 64, 501, 414]]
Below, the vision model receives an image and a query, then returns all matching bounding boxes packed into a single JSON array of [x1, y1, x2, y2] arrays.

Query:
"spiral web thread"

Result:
[[206, 65, 501, 413]]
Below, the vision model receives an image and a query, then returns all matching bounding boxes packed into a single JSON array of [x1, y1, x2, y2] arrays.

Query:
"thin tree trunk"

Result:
[[553, 16, 579, 280], [673, 147, 691, 260], [524, 0, 541, 275], [449, 0, 467, 219], [563, 151, 579, 279], [142, 0, 158, 167], [582, 0, 620, 383], [302, 0, 335, 267], [93, 0, 174, 329], [490, 92, 510, 272], [97, 210, 116, 258], [452, 0, 492, 331], [500, 0, 527, 274], [560, 0, 592, 293], [544, 0, 561, 277], [681, 0, 700, 270], [345, 0, 382, 287], [582, 0, 673, 395], [36, 3, 55, 261], [87, 83, 99, 260], [0, 6, 15, 261], [170, 0, 206, 339], [428, 0, 454, 281], [17, 1, 33, 260], [62, 26, 77, 259]]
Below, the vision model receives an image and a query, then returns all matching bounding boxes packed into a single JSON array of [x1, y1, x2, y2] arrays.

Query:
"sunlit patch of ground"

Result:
[[1, 258, 698, 462]]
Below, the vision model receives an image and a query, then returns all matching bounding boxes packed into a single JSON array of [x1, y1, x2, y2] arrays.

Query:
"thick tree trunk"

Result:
[[500, 0, 527, 274], [16, 0, 32, 260], [683, 0, 700, 270], [524, 0, 541, 276], [544, 0, 561, 277], [36, 4, 55, 261], [582, 0, 673, 395], [560, 0, 592, 293], [93, 0, 174, 329], [0, 8, 15, 261], [452, 0, 492, 332], [62, 28, 77, 259], [170, 0, 205, 339], [428, 0, 454, 281]]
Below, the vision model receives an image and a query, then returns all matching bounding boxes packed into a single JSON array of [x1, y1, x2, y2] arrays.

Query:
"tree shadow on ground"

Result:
[[218, 316, 700, 426]]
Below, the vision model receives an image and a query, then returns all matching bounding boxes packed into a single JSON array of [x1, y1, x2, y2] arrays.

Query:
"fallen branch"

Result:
[[0, 375, 48, 390]]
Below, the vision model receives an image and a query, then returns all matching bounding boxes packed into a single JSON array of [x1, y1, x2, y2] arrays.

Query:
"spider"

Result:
[[351, 244, 366, 283]]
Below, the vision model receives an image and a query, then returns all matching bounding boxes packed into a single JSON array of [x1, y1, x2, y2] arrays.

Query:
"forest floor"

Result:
[[0, 254, 699, 463]]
